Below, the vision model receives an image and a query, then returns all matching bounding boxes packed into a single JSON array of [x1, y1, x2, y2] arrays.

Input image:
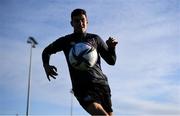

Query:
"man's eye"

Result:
[[75, 19, 79, 22], [74, 18, 85, 23]]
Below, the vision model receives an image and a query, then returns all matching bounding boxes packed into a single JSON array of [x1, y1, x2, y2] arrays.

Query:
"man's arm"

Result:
[[98, 36, 118, 65], [42, 46, 58, 81], [42, 38, 65, 81]]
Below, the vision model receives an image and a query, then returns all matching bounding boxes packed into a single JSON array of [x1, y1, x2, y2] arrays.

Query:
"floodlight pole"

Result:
[[26, 37, 38, 116], [70, 89, 74, 116]]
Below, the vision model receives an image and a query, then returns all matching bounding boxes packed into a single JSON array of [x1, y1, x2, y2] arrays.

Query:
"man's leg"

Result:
[[108, 112, 113, 116], [86, 102, 110, 116]]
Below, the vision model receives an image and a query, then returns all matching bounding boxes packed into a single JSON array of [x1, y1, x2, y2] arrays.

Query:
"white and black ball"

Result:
[[68, 42, 98, 70]]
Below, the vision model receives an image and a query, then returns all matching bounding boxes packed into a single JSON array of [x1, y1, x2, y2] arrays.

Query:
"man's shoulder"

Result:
[[55, 33, 74, 42], [61, 33, 74, 39]]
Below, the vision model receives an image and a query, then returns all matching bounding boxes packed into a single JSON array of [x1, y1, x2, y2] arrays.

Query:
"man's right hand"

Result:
[[43, 64, 58, 81]]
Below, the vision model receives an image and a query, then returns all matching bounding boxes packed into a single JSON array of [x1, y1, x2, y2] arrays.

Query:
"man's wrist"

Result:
[[43, 63, 50, 67], [108, 46, 115, 51]]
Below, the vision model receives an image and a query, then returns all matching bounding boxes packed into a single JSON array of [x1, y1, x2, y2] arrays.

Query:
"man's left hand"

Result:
[[106, 37, 118, 48]]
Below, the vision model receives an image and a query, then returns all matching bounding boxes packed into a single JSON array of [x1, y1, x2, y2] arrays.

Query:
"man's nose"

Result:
[[77, 20, 83, 26]]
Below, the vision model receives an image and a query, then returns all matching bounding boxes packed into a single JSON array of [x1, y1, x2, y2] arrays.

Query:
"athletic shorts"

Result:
[[74, 84, 113, 113]]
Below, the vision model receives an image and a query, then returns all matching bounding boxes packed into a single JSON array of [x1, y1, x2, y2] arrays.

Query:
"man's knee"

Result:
[[91, 102, 102, 110], [86, 102, 109, 115]]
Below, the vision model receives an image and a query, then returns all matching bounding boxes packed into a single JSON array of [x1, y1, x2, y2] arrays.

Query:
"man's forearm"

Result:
[[42, 48, 50, 66]]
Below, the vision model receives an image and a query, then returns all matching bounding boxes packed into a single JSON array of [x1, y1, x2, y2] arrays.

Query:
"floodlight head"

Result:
[[27, 36, 38, 48]]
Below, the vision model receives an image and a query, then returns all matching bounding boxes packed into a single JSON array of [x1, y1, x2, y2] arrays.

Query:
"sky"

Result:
[[0, 0, 180, 115]]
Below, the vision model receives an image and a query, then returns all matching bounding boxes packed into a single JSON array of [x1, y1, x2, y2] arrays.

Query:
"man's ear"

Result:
[[86, 19, 88, 24], [70, 21, 73, 27]]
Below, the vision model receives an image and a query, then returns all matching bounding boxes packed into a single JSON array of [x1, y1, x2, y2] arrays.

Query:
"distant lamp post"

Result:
[[70, 89, 74, 116], [26, 37, 38, 116]]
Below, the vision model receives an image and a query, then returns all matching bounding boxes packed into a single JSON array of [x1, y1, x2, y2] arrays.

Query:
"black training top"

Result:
[[42, 33, 116, 94]]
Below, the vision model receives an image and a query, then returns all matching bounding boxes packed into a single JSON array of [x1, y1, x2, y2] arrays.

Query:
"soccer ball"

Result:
[[68, 42, 98, 70]]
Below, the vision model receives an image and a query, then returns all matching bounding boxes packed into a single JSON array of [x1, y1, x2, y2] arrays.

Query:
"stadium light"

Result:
[[26, 37, 38, 116]]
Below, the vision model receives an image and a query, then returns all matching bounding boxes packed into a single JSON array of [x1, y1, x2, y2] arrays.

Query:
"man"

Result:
[[42, 8, 118, 116]]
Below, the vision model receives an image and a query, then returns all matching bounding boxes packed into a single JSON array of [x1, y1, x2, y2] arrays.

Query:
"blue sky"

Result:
[[0, 0, 180, 115]]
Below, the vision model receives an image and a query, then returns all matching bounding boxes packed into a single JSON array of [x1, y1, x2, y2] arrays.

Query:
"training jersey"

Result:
[[42, 33, 116, 94]]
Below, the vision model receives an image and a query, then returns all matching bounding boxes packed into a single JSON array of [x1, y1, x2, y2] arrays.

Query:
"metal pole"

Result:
[[26, 44, 33, 116], [26, 37, 38, 116], [70, 89, 74, 116]]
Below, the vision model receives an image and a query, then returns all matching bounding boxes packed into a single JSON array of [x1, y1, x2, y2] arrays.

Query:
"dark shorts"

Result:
[[74, 84, 113, 113]]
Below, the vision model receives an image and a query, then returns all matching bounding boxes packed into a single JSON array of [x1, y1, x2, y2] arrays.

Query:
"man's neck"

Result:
[[73, 32, 87, 37]]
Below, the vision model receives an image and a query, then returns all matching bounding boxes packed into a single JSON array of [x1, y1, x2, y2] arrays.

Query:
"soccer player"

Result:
[[42, 8, 118, 116]]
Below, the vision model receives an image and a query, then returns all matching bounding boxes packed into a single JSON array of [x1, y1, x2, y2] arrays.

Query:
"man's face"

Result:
[[71, 14, 88, 33]]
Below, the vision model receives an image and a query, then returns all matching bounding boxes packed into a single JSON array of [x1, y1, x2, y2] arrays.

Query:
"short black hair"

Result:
[[71, 8, 87, 20]]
